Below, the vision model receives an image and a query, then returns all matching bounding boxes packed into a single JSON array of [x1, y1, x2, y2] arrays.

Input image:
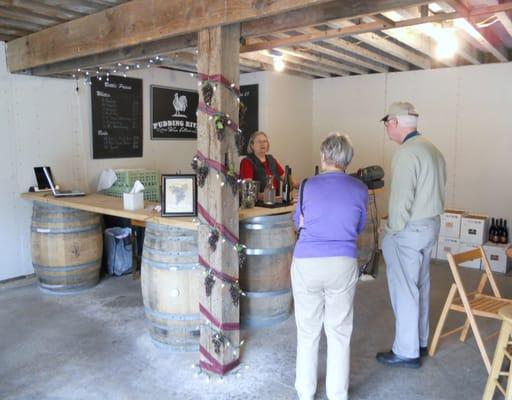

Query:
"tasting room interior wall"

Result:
[[1, 38, 511, 280]]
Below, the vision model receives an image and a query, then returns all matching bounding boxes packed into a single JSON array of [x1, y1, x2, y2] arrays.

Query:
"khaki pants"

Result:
[[291, 256, 359, 400], [382, 217, 440, 358]]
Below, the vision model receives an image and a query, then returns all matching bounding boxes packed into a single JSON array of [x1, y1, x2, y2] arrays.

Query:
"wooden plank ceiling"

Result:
[[1, 0, 512, 79]]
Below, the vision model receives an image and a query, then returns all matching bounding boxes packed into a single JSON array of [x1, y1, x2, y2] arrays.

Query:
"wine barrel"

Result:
[[141, 222, 201, 351], [31, 202, 102, 294], [239, 213, 295, 328]]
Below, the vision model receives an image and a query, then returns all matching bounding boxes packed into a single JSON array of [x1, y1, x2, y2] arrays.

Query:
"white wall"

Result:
[[0, 42, 86, 280], [242, 72, 313, 181], [0, 43, 313, 280], [313, 63, 512, 224]]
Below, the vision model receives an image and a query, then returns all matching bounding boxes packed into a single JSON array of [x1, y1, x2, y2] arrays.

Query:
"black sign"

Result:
[[239, 84, 259, 155], [151, 86, 199, 140], [91, 76, 143, 159]]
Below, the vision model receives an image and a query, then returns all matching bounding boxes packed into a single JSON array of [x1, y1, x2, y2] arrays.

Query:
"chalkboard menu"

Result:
[[91, 76, 143, 159], [239, 84, 259, 155]]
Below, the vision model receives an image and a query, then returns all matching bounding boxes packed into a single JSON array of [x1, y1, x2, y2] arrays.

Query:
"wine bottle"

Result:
[[491, 218, 499, 243], [489, 218, 495, 243], [498, 219, 503, 242], [282, 165, 291, 204], [500, 219, 508, 244], [314, 165, 319, 176]]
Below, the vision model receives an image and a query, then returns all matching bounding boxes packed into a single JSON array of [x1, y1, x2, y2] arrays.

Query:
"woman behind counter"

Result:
[[292, 132, 368, 400], [240, 131, 285, 194]]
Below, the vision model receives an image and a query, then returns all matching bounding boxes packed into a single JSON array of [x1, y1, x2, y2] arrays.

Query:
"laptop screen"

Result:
[[42, 167, 58, 194], [34, 167, 54, 190]]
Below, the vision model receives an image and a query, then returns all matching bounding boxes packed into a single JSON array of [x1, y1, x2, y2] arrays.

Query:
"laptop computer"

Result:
[[42, 166, 86, 197]]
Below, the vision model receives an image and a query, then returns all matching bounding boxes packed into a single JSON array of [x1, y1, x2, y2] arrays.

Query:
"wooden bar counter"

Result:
[[21, 191, 295, 227]]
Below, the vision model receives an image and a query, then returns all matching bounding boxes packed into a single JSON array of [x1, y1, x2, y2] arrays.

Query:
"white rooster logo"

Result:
[[172, 92, 188, 117]]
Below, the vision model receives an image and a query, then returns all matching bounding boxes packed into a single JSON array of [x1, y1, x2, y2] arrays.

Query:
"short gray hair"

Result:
[[396, 115, 418, 128], [320, 132, 354, 169]]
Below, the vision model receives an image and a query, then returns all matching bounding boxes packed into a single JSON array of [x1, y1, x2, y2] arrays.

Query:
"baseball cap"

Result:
[[381, 102, 419, 122]]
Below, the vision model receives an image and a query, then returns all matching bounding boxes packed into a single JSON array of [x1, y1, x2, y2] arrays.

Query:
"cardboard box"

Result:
[[123, 192, 144, 210], [483, 242, 512, 274], [378, 216, 388, 250], [458, 241, 482, 269], [439, 209, 467, 238], [436, 237, 460, 261], [460, 214, 489, 245]]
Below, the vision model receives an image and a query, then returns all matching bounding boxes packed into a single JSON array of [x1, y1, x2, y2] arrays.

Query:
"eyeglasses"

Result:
[[383, 118, 396, 127]]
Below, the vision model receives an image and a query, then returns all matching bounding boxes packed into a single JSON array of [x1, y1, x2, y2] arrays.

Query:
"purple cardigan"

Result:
[[293, 172, 368, 259]]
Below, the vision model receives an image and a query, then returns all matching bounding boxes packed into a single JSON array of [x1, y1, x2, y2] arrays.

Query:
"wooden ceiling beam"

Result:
[[0, 15, 45, 31], [241, 3, 512, 58], [327, 19, 431, 69], [296, 40, 389, 73], [37, 0, 104, 13], [27, 33, 197, 76], [6, 0, 335, 72], [473, 0, 512, 39], [279, 47, 364, 75], [241, 0, 430, 37], [0, 33, 16, 41], [0, 26, 32, 37], [0, 0, 85, 19], [444, 0, 508, 62], [277, 48, 350, 76], [272, 26, 409, 71], [241, 21, 389, 52], [242, 51, 330, 78], [267, 33, 369, 74], [0, 6, 64, 26]]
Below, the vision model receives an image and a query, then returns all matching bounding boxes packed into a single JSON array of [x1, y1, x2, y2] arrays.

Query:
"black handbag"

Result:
[[296, 178, 307, 239]]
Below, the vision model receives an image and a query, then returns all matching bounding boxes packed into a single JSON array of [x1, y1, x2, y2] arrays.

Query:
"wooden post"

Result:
[[197, 24, 241, 376]]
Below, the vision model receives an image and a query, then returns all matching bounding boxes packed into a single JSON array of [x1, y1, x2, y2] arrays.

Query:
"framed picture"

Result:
[[151, 85, 199, 140], [161, 174, 197, 217]]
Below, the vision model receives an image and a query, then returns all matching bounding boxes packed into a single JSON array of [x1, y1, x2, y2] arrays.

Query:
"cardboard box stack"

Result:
[[483, 243, 512, 274], [436, 209, 466, 264]]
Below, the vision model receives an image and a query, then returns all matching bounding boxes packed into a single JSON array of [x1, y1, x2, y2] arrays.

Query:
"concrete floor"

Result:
[[0, 260, 508, 400]]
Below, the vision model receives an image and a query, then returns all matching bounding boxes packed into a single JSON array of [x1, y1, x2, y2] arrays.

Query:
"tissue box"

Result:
[[123, 192, 144, 210]]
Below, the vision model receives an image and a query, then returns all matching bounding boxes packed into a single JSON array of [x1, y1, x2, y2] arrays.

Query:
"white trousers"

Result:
[[291, 256, 359, 400], [382, 217, 440, 358]]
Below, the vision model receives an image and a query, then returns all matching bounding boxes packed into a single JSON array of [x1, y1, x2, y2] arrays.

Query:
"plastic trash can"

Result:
[[104, 227, 132, 276]]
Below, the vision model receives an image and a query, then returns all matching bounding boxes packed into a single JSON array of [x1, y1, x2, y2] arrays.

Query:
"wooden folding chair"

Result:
[[429, 247, 512, 373]]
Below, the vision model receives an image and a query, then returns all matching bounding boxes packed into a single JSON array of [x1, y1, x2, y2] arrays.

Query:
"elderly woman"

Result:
[[240, 131, 285, 194], [292, 132, 368, 400]]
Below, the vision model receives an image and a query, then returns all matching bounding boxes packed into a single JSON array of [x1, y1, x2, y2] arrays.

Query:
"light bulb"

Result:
[[436, 27, 458, 59], [273, 56, 285, 72]]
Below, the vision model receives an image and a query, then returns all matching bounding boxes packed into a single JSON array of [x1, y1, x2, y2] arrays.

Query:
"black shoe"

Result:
[[420, 346, 428, 358], [376, 350, 421, 369]]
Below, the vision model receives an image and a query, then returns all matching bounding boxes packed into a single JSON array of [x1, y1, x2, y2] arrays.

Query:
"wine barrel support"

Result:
[[141, 222, 201, 351], [30, 202, 103, 294], [239, 213, 296, 328]]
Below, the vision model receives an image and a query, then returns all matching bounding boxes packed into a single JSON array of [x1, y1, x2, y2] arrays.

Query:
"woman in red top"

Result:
[[240, 131, 285, 194]]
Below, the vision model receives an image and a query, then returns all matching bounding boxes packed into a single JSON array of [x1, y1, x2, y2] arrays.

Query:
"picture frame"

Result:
[[161, 174, 197, 217]]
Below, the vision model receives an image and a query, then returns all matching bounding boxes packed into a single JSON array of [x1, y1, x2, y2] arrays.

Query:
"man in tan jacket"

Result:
[[376, 102, 447, 368]]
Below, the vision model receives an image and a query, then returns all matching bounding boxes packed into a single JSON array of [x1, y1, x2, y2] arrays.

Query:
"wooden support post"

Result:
[[197, 24, 240, 376]]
